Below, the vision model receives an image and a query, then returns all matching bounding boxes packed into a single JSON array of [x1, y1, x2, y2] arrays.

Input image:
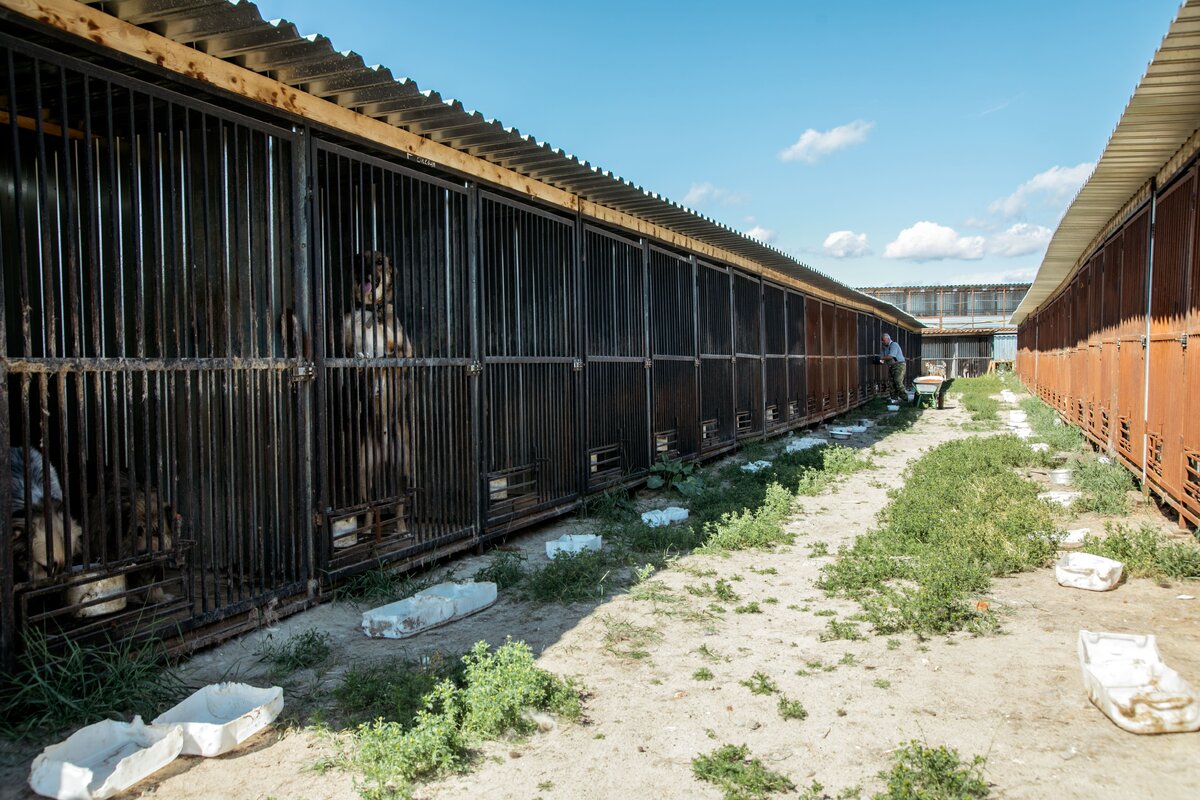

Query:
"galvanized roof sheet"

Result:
[[78, 0, 920, 327], [1011, 0, 1200, 325]]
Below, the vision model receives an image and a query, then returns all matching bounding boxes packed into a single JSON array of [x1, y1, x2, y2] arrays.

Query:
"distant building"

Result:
[[856, 284, 1030, 377]]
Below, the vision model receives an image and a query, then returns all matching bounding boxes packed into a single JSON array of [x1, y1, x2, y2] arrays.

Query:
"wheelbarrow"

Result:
[[912, 375, 952, 409]]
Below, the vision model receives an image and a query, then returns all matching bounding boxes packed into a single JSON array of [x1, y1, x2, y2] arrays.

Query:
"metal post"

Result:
[[1142, 180, 1157, 490], [293, 126, 316, 587]]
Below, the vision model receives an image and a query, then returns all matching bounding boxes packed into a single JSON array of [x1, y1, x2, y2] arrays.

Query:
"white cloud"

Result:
[[779, 120, 875, 164], [989, 162, 1094, 217], [682, 181, 749, 207], [745, 225, 777, 243], [986, 223, 1052, 257], [945, 267, 1038, 284], [823, 230, 871, 258], [883, 221, 985, 261]]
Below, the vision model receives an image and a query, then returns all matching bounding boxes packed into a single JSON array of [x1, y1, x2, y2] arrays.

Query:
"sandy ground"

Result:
[[6, 392, 1200, 800]]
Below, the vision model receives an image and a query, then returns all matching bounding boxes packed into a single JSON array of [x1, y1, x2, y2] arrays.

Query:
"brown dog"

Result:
[[87, 469, 176, 603], [9, 447, 82, 581]]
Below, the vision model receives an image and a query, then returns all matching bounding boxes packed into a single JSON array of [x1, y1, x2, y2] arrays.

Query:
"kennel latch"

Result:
[[467, 361, 482, 376], [291, 364, 315, 383]]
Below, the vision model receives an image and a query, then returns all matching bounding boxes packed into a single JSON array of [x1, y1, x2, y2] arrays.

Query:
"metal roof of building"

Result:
[[1011, 0, 1200, 325], [73, 0, 920, 328], [858, 283, 1031, 292]]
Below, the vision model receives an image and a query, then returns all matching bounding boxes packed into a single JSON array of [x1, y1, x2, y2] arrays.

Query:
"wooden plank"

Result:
[[0, 0, 916, 328]]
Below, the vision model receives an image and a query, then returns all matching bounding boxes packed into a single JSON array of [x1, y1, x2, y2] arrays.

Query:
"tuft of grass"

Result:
[[334, 563, 443, 604], [518, 549, 613, 603], [1081, 523, 1200, 580], [777, 696, 808, 721], [1019, 396, 1084, 452], [1072, 459, 1135, 516], [734, 602, 763, 614], [820, 436, 1057, 637], [739, 671, 778, 695], [694, 667, 715, 681], [473, 551, 528, 590], [953, 375, 1004, 421], [820, 619, 864, 642], [697, 483, 797, 553], [333, 653, 463, 728], [873, 679, 892, 690], [345, 639, 579, 800], [0, 631, 185, 740], [874, 740, 989, 800], [256, 628, 332, 679], [601, 616, 661, 661], [692, 743, 796, 800]]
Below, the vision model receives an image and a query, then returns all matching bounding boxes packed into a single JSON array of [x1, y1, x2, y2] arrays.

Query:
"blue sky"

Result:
[[254, 0, 1181, 287]]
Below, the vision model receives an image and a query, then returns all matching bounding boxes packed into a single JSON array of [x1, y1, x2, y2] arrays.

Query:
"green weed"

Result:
[[518, 550, 613, 603], [820, 436, 1057, 637], [1081, 523, 1200, 580], [777, 696, 808, 720], [692, 743, 795, 800], [601, 616, 661, 660], [874, 740, 989, 800], [953, 375, 1004, 421], [1072, 459, 1135, 515], [820, 620, 864, 641], [473, 550, 528, 590], [694, 667, 715, 681], [257, 628, 332, 678], [1019, 396, 1084, 452], [739, 671, 778, 695], [0, 631, 185, 739], [735, 602, 763, 614]]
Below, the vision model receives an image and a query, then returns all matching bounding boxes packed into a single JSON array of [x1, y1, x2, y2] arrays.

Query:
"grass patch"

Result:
[[342, 639, 579, 800], [257, 628, 332, 679], [694, 667, 715, 681], [875, 740, 989, 799], [473, 551, 529, 589], [1072, 459, 1135, 515], [518, 550, 613, 603], [739, 671, 778, 695], [953, 375, 1005, 421], [334, 563, 444, 605], [1019, 396, 1084, 452], [0, 631, 185, 740], [1082, 523, 1200, 580], [333, 653, 463, 728], [734, 602, 763, 614], [600, 616, 661, 660], [820, 619, 864, 641], [820, 435, 1057, 637], [692, 743, 796, 800], [777, 696, 808, 720]]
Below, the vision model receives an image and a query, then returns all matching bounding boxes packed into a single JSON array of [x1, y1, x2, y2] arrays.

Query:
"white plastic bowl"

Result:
[[1056, 552, 1123, 591], [29, 717, 183, 800], [65, 571, 128, 618], [362, 581, 498, 638], [1078, 630, 1200, 734], [886, 404, 900, 412], [152, 683, 284, 757], [546, 533, 603, 558]]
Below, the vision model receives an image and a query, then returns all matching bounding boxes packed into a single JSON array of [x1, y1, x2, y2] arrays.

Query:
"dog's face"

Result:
[[17, 507, 82, 578], [132, 491, 175, 553], [354, 251, 393, 307]]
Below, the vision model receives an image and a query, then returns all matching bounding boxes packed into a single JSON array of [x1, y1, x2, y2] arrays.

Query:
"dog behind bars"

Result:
[[341, 252, 414, 516], [9, 447, 82, 581], [87, 468, 177, 604]]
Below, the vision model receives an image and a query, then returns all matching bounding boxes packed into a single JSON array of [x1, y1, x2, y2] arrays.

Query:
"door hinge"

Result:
[[291, 364, 315, 383], [1140, 335, 1148, 349], [467, 361, 482, 376], [1180, 332, 1189, 350], [645, 358, 653, 370], [572, 359, 584, 372]]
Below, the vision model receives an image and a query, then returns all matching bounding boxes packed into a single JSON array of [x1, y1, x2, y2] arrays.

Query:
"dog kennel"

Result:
[[0, 1, 920, 662]]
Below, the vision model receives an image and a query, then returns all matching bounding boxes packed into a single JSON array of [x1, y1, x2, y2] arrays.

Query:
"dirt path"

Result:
[[8, 394, 1200, 800]]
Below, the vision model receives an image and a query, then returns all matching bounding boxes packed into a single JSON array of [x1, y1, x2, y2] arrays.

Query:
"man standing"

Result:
[[880, 332, 906, 401]]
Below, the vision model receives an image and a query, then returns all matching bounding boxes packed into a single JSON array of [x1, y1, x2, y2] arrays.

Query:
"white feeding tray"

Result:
[[641, 507, 689, 527], [152, 683, 284, 757], [65, 570, 127, 618], [847, 425, 868, 434], [785, 437, 825, 453], [828, 428, 853, 440], [29, 717, 183, 800], [1058, 527, 1091, 548], [740, 460, 772, 473], [546, 533, 603, 558], [1030, 442, 1050, 453], [1049, 468, 1073, 486], [1078, 630, 1200, 734], [1056, 552, 1123, 591], [854, 418, 874, 428], [1039, 490, 1080, 508], [362, 581, 497, 639], [886, 404, 900, 412]]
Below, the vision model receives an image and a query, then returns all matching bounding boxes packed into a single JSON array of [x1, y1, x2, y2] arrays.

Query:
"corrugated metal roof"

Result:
[[921, 327, 1015, 337], [1011, 0, 1200, 325], [74, 0, 919, 327], [858, 283, 1031, 291]]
